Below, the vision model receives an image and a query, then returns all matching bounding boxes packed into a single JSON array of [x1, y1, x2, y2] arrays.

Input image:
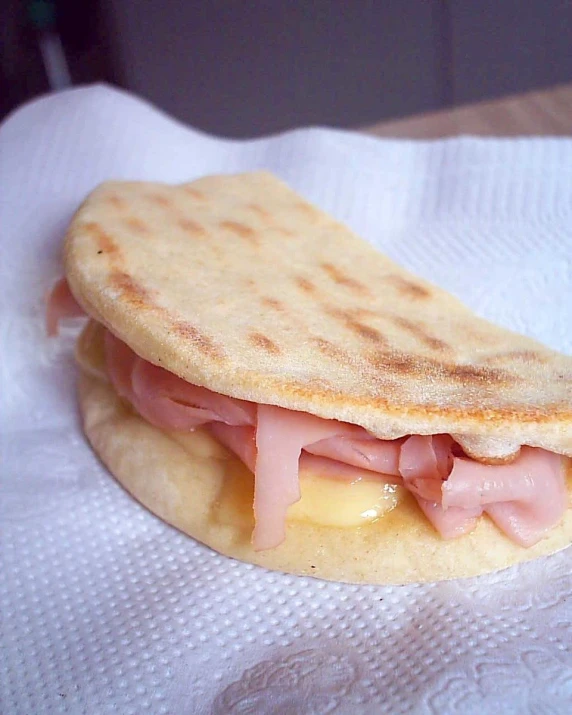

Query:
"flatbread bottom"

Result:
[[78, 371, 572, 585]]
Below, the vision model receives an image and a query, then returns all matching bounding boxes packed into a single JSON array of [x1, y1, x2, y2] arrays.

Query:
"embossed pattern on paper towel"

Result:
[[213, 648, 364, 714]]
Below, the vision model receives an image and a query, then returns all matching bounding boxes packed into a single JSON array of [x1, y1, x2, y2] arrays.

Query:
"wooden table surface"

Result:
[[364, 83, 572, 138]]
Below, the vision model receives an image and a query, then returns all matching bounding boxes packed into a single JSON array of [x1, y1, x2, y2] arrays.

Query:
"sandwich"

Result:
[[46, 171, 572, 584]]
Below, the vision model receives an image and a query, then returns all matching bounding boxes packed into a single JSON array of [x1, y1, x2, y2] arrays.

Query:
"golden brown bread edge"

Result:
[[63, 172, 572, 461]]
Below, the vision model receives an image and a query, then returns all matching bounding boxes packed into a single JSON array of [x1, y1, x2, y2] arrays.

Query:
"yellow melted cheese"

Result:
[[290, 473, 402, 526]]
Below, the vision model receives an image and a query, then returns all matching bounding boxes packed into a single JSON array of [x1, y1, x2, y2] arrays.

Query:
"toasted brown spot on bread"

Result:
[[321, 262, 370, 295], [350, 321, 386, 343], [82, 222, 120, 256], [425, 336, 451, 352], [249, 332, 281, 354], [313, 337, 348, 361], [306, 376, 334, 391], [124, 217, 150, 235], [261, 296, 284, 311], [147, 193, 171, 208], [174, 322, 224, 360], [178, 218, 206, 237], [367, 350, 510, 384], [324, 306, 386, 345], [182, 186, 207, 201], [220, 221, 258, 245], [448, 363, 512, 384], [106, 195, 127, 210], [392, 317, 450, 352], [366, 351, 410, 375], [248, 204, 271, 219], [388, 275, 431, 300], [349, 307, 379, 320], [110, 270, 153, 307], [296, 201, 320, 220], [275, 377, 335, 401], [275, 227, 295, 237], [296, 276, 316, 294]]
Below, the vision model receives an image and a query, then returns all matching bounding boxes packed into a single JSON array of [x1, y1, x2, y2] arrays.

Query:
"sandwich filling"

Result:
[[48, 279, 568, 551]]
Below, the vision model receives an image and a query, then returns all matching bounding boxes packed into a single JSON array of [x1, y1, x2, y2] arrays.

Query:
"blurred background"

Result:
[[1, 0, 571, 137]]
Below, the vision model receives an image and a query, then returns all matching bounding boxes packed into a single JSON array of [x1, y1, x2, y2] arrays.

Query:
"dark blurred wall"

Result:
[[450, 0, 572, 104], [2, 1, 572, 134], [101, 0, 446, 136]]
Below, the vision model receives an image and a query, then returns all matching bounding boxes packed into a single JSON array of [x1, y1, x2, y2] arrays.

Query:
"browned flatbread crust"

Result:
[[64, 172, 572, 583], [64, 172, 572, 461]]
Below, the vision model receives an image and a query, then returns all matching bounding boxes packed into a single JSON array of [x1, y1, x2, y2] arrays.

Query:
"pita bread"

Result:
[[62, 171, 572, 583], [64, 172, 572, 462]]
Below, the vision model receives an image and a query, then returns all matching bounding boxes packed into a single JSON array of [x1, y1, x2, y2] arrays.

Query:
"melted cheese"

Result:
[[289, 473, 403, 526]]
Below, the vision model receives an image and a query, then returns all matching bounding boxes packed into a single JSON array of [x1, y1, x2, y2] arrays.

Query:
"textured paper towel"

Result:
[[1, 85, 572, 715]]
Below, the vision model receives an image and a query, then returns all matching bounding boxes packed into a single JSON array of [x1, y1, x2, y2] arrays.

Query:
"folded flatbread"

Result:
[[48, 171, 572, 584]]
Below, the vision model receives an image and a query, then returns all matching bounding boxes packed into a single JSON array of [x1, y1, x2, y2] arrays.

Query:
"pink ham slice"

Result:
[[400, 434, 484, 537], [104, 329, 256, 431], [209, 423, 257, 471], [399, 435, 454, 502], [415, 498, 483, 538], [299, 453, 403, 484], [306, 434, 403, 476], [210, 424, 401, 485], [45, 277, 85, 336], [253, 405, 373, 550], [130, 354, 256, 430], [210, 423, 398, 483], [444, 448, 566, 546], [400, 436, 566, 546], [46, 278, 567, 551]]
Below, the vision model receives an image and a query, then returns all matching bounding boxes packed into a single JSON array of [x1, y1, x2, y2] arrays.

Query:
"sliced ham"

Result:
[[485, 500, 561, 548], [46, 280, 568, 552], [253, 405, 366, 550], [209, 423, 257, 471], [45, 278, 85, 336], [130, 355, 256, 431], [415, 498, 483, 538], [399, 435, 483, 536], [443, 447, 561, 508], [306, 434, 403, 476], [299, 453, 403, 484], [401, 437, 566, 546], [104, 329, 256, 431], [444, 448, 566, 546], [399, 435, 453, 502], [210, 425, 403, 486]]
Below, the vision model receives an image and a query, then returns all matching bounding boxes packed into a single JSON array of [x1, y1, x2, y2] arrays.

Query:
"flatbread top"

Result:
[[64, 171, 572, 460]]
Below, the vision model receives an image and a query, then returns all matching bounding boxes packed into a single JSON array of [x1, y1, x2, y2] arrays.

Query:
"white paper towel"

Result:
[[1, 85, 571, 715]]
